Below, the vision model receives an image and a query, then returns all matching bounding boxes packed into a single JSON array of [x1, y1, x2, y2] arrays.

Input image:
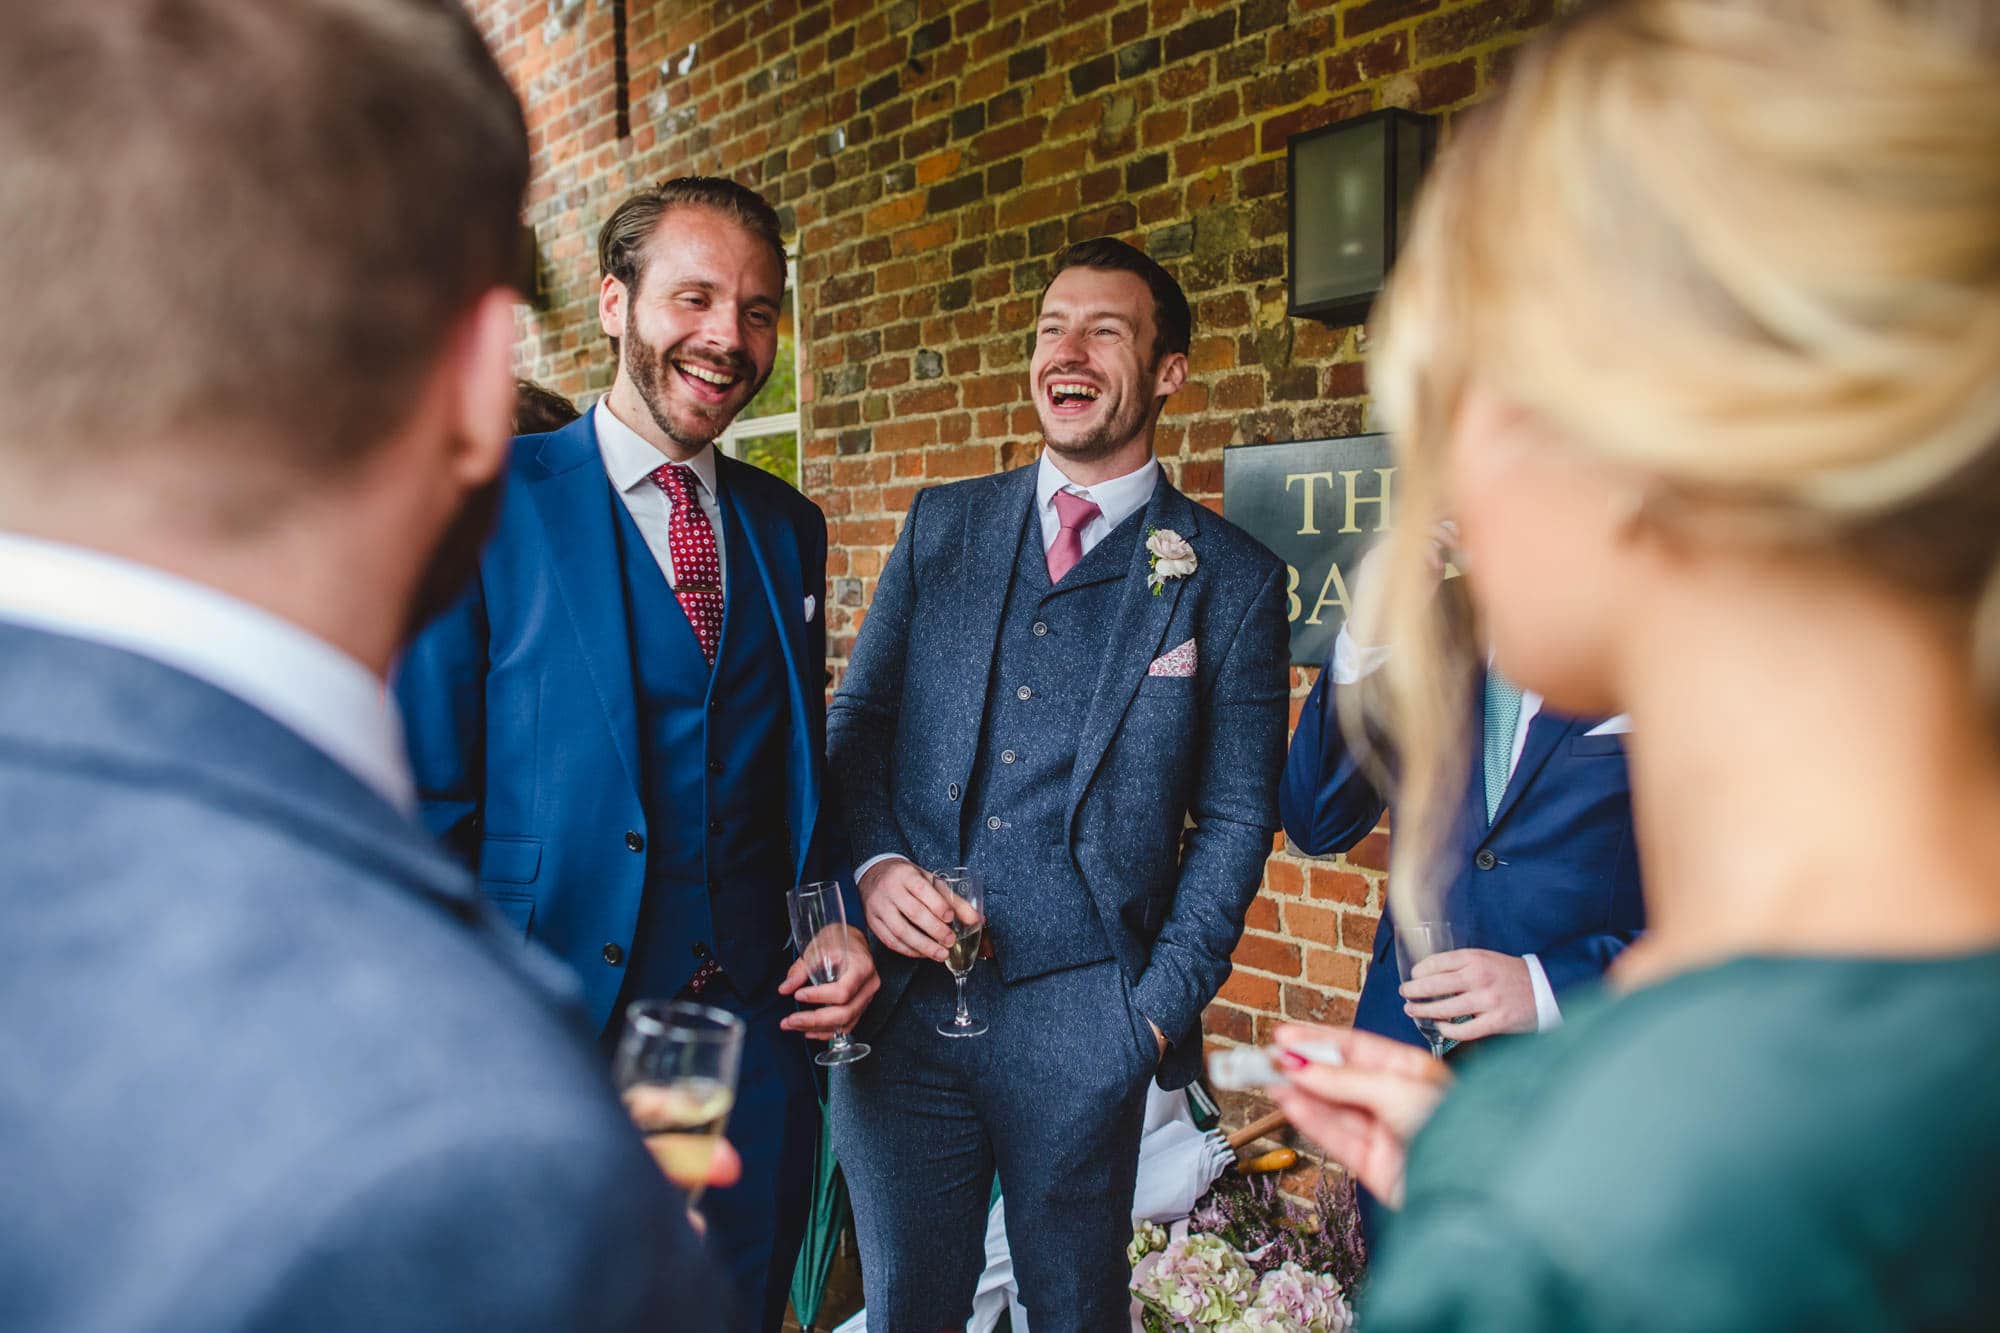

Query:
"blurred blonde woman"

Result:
[[1270, 0, 2000, 1324]]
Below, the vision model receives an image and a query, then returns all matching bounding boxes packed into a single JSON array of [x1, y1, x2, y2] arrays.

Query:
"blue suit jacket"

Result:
[[829, 464, 1291, 1090], [395, 414, 844, 1032], [0, 622, 719, 1330], [1280, 661, 1644, 1048]]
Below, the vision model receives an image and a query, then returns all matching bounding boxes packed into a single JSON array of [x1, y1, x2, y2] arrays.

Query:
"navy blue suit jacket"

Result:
[[394, 414, 845, 1034], [0, 622, 718, 1330], [829, 465, 1291, 1090], [1280, 660, 1644, 1048]]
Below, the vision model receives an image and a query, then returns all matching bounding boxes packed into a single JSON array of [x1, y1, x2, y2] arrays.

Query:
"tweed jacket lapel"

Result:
[[1065, 473, 1199, 820], [527, 416, 642, 802]]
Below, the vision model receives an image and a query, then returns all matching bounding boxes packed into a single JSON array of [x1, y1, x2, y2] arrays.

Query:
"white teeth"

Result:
[[1049, 382, 1099, 400], [677, 361, 736, 386]]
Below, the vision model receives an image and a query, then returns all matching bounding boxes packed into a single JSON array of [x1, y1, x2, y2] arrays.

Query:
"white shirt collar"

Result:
[[1035, 450, 1159, 533], [594, 399, 721, 498], [0, 533, 415, 814]]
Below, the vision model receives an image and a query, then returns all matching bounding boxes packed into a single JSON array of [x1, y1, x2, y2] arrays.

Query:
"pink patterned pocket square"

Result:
[[1147, 638, 1197, 678]]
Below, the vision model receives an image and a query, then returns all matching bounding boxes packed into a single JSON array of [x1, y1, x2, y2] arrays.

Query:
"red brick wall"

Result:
[[468, 0, 1558, 1092]]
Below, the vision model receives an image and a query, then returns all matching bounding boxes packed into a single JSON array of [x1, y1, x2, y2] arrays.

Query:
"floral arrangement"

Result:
[[1129, 1171, 1365, 1333]]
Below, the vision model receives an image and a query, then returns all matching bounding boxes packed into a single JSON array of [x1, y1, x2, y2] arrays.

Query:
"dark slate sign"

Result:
[[1222, 434, 1397, 667]]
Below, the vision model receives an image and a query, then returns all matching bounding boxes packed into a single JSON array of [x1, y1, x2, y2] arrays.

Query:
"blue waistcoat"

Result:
[[612, 490, 793, 1000], [961, 503, 1146, 981]]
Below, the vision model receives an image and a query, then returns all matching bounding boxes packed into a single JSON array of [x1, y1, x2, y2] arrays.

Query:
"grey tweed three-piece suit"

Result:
[[827, 460, 1289, 1331]]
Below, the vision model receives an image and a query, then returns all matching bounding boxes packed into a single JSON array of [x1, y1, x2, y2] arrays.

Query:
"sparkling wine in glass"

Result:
[[787, 879, 871, 1067], [614, 1000, 744, 1211], [1394, 920, 1463, 1060], [933, 866, 988, 1038]]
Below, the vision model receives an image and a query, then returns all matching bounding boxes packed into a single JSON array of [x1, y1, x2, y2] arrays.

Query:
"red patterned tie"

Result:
[[1047, 489, 1102, 583], [649, 463, 723, 665]]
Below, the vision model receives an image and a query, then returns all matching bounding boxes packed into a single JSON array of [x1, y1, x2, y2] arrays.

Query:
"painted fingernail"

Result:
[[1277, 1050, 1309, 1071]]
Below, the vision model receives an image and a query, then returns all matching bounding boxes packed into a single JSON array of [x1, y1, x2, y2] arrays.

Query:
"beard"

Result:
[[400, 457, 505, 646], [625, 320, 769, 452], [1037, 381, 1156, 463]]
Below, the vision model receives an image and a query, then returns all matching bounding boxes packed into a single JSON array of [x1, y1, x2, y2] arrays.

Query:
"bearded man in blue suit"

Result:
[[827, 238, 1291, 1331], [396, 178, 878, 1333]]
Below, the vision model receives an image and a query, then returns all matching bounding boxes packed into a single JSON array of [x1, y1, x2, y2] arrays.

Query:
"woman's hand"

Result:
[[1267, 1024, 1453, 1209]]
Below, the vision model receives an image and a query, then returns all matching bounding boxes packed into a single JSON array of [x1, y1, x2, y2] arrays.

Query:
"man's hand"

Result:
[[855, 857, 955, 962], [1267, 1024, 1452, 1209], [1347, 520, 1458, 648], [1400, 948, 1538, 1042], [621, 1089, 745, 1192], [778, 924, 881, 1038], [1147, 1016, 1167, 1063]]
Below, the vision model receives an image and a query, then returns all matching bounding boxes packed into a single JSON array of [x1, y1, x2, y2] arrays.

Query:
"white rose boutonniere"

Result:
[[1145, 527, 1197, 595]]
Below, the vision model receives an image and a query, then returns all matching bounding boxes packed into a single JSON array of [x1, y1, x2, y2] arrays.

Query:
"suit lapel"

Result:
[[528, 416, 642, 800], [1065, 475, 1198, 819], [1487, 709, 1572, 832], [717, 459, 819, 884]]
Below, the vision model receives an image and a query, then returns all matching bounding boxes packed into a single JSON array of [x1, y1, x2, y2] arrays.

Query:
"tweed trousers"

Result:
[[829, 958, 1156, 1332]]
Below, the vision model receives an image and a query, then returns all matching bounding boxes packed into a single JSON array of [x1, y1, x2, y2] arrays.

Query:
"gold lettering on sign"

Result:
[[1338, 468, 1395, 534], [1303, 561, 1352, 627], [1284, 471, 1337, 536], [1285, 565, 1302, 621]]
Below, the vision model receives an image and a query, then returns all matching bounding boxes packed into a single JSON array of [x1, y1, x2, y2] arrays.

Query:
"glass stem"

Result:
[[954, 973, 970, 1026]]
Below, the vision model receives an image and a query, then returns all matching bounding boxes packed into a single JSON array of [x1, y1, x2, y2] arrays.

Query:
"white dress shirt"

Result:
[[855, 451, 1163, 886], [1329, 624, 1565, 1031], [1033, 450, 1160, 557], [0, 533, 415, 813], [593, 399, 727, 591]]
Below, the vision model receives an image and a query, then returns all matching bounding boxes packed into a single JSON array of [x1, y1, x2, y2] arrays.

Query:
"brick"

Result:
[[1414, 57, 1478, 110], [1163, 11, 1236, 64], [925, 174, 984, 213], [1124, 151, 1169, 193], [1307, 866, 1371, 904], [1284, 900, 1340, 947], [1117, 36, 1161, 78], [986, 157, 1025, 193], [1244, 892, 1281, 933], [1282, 983, 1354, 1026], [1009, 45, 1048, 81], [1232, 932, 1303, 978], [1218, 969, 1281, 1012], [910, 14, 953, 55], [1341, 911, 1379, 954], [1415, 0, 1553, 60], [1343, 0, 1439, 39], [1069, 53, 1117, 97], [1264, 858, 1303, 895], [1068, 201, 1136, 241], [950, 103, 987, 139], [859, 70, 900, 110], [1259, 91, 1372, 154], [1348, 829, 1392, 872], [1324, 31, 1410, 89], [1303, 947, 1364, 992]]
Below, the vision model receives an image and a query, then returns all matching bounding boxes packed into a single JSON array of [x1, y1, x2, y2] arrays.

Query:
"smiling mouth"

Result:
[[1045, 380, 1101, 411], [674, 358, 742, 400]]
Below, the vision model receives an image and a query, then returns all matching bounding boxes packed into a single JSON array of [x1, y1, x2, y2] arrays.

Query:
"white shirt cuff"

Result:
[[854, 852, 910, 884], [1329, 626, 1394, 685], [1524, 953, 1563, 1032]]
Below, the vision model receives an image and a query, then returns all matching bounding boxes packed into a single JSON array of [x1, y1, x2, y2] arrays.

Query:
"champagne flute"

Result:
[[933, 866, 988, 1038], [1394, 920, 1463, 1061], [787, 879, 871, 1066], [614, 1000, 744, 1211]]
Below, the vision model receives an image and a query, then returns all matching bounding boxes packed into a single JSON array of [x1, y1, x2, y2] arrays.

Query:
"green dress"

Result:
[[1364, 949, 2000, 1330]]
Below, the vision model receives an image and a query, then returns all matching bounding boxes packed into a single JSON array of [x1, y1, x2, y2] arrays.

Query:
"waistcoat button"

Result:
[[986, 816, 1002, 831], [1016, 685, 1032, 700], [1032, 621, 1049, 637], [1001, 750, 1017, 764], [947, 783, 961, 801], [601, 943, 625, 965], [624, 830, 644, 852]]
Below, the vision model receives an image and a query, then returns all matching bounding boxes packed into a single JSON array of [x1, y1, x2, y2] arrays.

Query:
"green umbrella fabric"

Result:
[[789, 1102, 848, 1331]]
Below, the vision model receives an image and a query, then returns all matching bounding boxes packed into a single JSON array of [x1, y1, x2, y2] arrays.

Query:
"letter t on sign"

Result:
[[1285, 471, 1337, 535], [1339, 468, 1395, 534]]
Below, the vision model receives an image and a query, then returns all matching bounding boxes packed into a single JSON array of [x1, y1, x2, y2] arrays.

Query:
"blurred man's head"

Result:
[[0, 0, 529, 657], [514, 380, 582, 436], [596, 178, 786, 457]]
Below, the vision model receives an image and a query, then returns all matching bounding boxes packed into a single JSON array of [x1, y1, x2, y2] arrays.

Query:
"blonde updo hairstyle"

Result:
[[1356, 0, 2000, 923]]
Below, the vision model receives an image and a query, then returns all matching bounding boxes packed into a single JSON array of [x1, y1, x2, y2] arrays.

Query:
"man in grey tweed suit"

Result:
[[827, 238, 1290, 1330]]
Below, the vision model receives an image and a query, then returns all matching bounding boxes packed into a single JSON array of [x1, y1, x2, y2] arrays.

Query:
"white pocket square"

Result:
[[1585, 714, 1633, 736], [1147, 638, 1197, 678], [804, 595, 817, 622]]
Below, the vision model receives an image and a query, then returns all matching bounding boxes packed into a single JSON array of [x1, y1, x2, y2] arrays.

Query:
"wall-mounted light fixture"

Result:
[[1287, 108, 1437, 327]]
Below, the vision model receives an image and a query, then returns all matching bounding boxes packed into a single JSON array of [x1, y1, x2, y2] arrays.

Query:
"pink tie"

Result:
[[649, 463, 724, 665], [1047, 490, 1102, 584]]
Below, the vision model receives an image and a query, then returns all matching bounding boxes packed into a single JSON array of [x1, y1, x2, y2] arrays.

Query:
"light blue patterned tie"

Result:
[[1482, 670, 1525, 824]]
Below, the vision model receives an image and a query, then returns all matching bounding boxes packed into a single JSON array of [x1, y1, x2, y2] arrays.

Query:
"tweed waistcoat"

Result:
[[612, 488, 793, 999], [961, 499, 1147, 981]]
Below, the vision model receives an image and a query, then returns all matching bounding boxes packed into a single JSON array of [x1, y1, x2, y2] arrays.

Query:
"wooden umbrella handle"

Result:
[[1225, 1109, 1289, 1152]]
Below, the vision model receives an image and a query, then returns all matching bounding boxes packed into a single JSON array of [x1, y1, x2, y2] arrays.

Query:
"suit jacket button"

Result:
[[986, 816, 1002, 831], [1475, 849, 1497, 871], [947, 783, 961, 801], [708, 818, 723, 835], [709, 698, 722, 712], [625, 830, 644, 852], [601, 943, 625, 965], [1032, 621, 1049, 637], [708, 759, 725, 774]]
